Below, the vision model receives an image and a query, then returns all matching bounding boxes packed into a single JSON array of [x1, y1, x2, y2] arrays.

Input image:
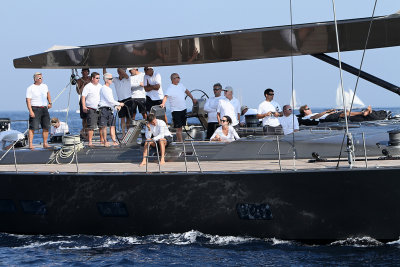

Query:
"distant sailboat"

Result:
[[290, 89, 301, 109], [335, 85, 365, 110]]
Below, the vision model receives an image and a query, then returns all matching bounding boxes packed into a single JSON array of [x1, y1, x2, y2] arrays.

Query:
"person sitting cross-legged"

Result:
[[139, 113, 173, 166]]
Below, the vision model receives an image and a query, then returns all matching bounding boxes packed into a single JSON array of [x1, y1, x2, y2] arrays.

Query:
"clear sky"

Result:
[[1, 0, 399, 111]]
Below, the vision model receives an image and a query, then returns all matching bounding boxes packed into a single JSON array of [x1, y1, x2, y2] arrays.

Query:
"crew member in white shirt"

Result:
[[50, 117, 69, 136], [26, 72, 52, 149], [204, 83, 224, 139], [128, 67, 147, 120], [103, 68, 132, 136], [256, 88, 283, 134], [139, 113, 173, 166], [143, 67, 167, 122], [278, 105, 299, 135], [217, 86, 240, 127], [98, 73, 125, 147], [239, 105, 258, 126], [210, 115, 240, 142], [160, 73, 197, 142], [81, 72, 102, 147]]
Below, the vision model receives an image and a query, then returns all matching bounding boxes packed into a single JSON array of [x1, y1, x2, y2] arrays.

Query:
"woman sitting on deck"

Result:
[[210, 115, 240, 142]]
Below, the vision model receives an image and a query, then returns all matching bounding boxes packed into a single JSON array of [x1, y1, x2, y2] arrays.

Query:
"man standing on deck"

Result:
[[76, 68, 91, 139], [204, 83, 224, 139], [256, 88, 283, 134], [160, 73, 197, 142], [81, 72, 102, 147], [128, 67, 147, 120], [216, 86, 240, 127], [144, 67, 167, 122], [103, 68, 132, 136], [26, 72, 52, 149]]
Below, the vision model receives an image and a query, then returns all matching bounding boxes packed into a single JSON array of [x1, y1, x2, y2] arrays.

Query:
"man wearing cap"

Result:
[[144, 67, 164, 116], [81, 72, 102, 147], [216, 86, 240, 127], [160, 73, 197, 142], [256, 88, 283, 134], [204, 83, 224, 139], [98, 73, 125, 147], [128, 67, 147, 120], [103, 68, 132, 136], [239, 105, 258, 127], [76, 68, 91, 139], [278, 104, 299, 135], [26, 72, 52, 149]]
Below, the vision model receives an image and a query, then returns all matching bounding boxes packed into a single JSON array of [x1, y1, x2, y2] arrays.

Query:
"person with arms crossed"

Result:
[[128, 67, 147, 120], [143, 66, 167, 122], [26, 72, 52, 149], [216, 86, 240, 127], [81, 72, 102, 147], [204, 83, 224, 139]]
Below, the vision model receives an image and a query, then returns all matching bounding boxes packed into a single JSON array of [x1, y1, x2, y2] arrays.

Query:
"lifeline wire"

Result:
[[336, 0, 378, 168]]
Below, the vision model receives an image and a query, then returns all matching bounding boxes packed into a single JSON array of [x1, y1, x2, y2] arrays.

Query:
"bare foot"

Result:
[[104, 142, 110, 147], [112, 140, 119, 146], [160, 159, 166, 165], [88, 143, 94, 148], [363, 105, 372, 116], [139, 161, 147, 167], [43, 144, 50, 148], [29, 146, 35, 151]]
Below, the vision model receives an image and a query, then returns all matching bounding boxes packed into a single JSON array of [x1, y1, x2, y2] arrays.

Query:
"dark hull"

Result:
[[1, 168, 400, 243]]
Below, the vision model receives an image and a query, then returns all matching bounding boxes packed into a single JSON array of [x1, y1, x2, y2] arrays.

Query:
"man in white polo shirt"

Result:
[[144, 67, 167, 122], [103, 68, 132, 136], [216, 86, 240, 127], [81, 72, 102, 147], [128, 67, 147, 120], [160, 73, 197, 142], [26, 72, 52, 149], [204, 83, 224, 139], [256, 88, 283, 134]]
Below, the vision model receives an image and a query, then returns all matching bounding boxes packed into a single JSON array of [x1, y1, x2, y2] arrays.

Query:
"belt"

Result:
[[99, 106, 112, 110], [87, 107, 97, 110], [32, 106, 46, 108]]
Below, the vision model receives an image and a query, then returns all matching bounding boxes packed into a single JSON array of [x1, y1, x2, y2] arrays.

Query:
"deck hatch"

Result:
[[20, 200, 47, 215], [236, 203, 273, 220], [97, 202, 129, 217], [0, 199, 16, 213]]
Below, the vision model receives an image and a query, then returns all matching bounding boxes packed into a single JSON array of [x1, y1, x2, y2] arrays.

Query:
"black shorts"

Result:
[[172, 109, 187, 128], [86, 108, 99, 129], [29, 106, 50, 131], [132, 98, 146, 114], [99, 107, 115, 127], [118, 98, 133, 118], [206, 122, 219, 139], [79, 99, 87, 119], [146, 96, 162, 112], [263, 125, 283, 135]]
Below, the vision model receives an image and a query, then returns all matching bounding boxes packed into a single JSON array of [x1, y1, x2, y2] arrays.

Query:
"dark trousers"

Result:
[[206, 122, 219, 139]]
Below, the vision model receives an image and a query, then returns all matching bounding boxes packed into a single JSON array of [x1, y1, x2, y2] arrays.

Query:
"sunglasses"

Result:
[[95, 77, 100, 79], [213, 88, 222, 91], [36, 77, 42, 80], [221, 119, 228, 122], [174, 77, 180, 79], [285, 109, 292, 111], [268, 93, 274, 96], [304, 108, 310, 110]]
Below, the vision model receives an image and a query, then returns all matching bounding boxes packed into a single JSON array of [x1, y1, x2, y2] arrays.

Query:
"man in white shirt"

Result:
[[278, 105, 299, 135], [103, 68, 132, 136], [217, 86, 240, 127], [50, 117, 69, 136], [144, 67, 167, 122], [204, 83, 224, 139], [239, 105, 258, 126], [26, 72, 52, 149], [81, 72, 102, 147], [256, 88, 283, 134], [76, 68, 91, 139], [98, 73, 125, 147], [160, 73, 197, 142], [128, 67, 147, 120], [139, 113, 173, 166]]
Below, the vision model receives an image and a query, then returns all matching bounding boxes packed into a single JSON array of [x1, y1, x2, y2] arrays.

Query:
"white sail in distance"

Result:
[[336, 85, 365, 109], [290, 89, 300, 109]]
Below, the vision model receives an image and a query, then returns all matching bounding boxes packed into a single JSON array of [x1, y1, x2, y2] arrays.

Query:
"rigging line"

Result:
[[289, 0, 296, 169], [349, 0, 377, 114], [65, 74, 73, 127], [52, 80, 73, 104], [331, 0, 352, 168], [336, 0, 378, 168]]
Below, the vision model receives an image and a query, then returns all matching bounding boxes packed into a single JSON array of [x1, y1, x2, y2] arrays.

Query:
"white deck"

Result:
[[0, 157, 398, 174]]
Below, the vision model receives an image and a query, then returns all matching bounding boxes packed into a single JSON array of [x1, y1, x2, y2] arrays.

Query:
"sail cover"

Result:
[[13, 13, 400, 69]]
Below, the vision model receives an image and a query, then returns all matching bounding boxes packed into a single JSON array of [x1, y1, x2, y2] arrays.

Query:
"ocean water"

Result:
[[1, 108, 400, 266]]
